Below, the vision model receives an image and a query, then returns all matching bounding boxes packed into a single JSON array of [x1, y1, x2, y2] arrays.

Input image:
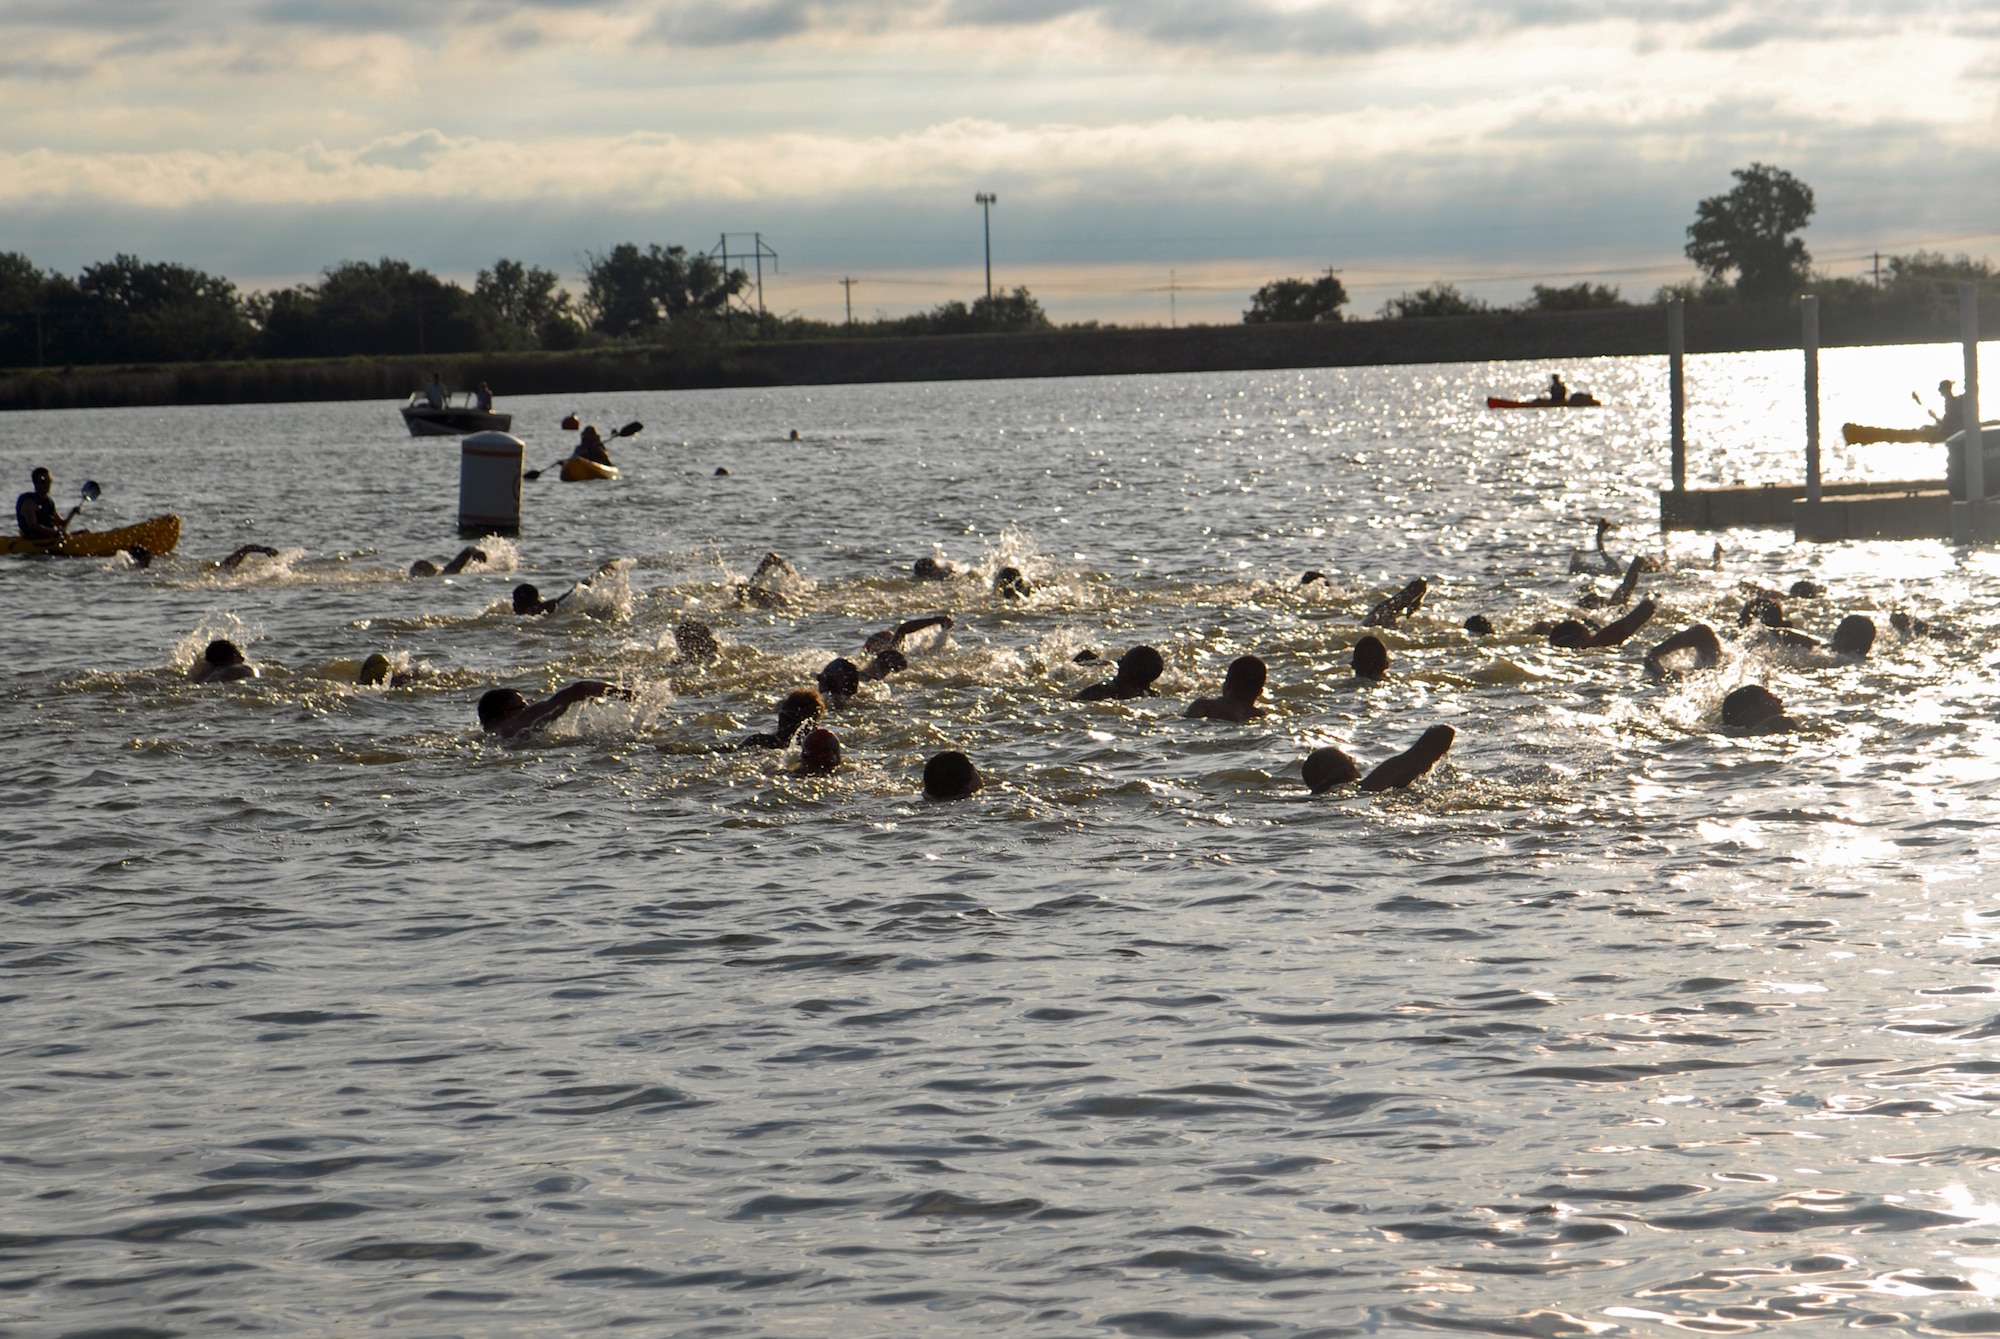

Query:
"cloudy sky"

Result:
[[0, 0, 1994, 323]]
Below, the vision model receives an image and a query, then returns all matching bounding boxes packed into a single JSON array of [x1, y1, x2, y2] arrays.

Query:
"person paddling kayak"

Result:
[[572, 425, 614, 467], [15, 467, 80, 542]]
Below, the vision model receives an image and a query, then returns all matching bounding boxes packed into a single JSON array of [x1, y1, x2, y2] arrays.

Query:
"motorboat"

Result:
[[400, 394, 512, 438]]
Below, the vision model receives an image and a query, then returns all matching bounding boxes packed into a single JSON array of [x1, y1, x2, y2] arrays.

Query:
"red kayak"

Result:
[[1488, 395, 1601, 410]]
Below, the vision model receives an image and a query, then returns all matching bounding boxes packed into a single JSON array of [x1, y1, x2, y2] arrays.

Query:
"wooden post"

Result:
[[1965, 283, 1984, 506], [1802, 295, 1820, 504], [1668, 298, 1686, 492]]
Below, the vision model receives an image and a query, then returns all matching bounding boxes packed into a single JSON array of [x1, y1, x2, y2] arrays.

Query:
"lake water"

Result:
[[6, 345, 2000, 1338]]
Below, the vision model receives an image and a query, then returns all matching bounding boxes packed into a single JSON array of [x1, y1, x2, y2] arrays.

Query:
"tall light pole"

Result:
[[974, 192, 997, 304]]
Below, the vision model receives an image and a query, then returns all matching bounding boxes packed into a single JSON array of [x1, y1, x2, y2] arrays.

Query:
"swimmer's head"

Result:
[[512, 584, 543, 614], [358, 653, 394, 687], [923, 750, 983, 800], [1721, 684, 1787, 731], [1740, 596, 1786, 628], [1113, 645, 1164, 688], [799, 727, 840, 776], [123, 544, 151, 569], [1831, 614, 1875, 659], [1547, 620, 1591, 649], [867, 647, 908, 678], [477, 688, 527, 728], [912, 556, 953, 582], [202, 638, 245, 667], [817, 657, 861, 701], [1351, 635, 1389, 680], [994, 566, 1033, 599], [1463, 614, 1493, 636], [1302, 745, 1360, 794], [674, 619, 719, 664], [410, 559, 440, 577], [1221, 655, 1267, 699], [775, 689, 825, 740]]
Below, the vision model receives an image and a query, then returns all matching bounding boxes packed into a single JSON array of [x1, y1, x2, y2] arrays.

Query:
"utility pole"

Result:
[[1169, 269, 1178, 329], [974, 192, 997, 304], [1873, 251, 1882, 288], [841, 277, 856, 326]]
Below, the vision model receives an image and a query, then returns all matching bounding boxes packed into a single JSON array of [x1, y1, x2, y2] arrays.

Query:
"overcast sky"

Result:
[[0, 0, 1993, 323]]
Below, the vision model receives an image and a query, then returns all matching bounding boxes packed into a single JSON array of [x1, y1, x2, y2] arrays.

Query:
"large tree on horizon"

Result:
[[1685, 162, 1815, 300]]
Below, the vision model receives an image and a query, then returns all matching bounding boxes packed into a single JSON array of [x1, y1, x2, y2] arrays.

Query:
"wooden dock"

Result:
[[1660, 480, 1941, 531]]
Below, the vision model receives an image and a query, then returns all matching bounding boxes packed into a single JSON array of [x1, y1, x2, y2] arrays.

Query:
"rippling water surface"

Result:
[[7, 346, 2000, 1337]]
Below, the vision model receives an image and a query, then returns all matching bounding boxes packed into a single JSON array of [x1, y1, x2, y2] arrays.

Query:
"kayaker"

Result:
[[1185, 654, 1267, 722], [15, 467, 79, 542], [573, 425, 613, 467], [188, 638, 257, 683], [477, 680, 625, 738], [1546, 374, 1568, 405]]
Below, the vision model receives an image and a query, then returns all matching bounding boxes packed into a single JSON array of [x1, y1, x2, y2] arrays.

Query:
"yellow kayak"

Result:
[[559, 456, 618, 482], [1, 514, 182, 558]]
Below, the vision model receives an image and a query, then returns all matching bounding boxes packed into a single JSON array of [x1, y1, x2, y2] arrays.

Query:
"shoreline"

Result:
[[0, 302, 1969, 413]]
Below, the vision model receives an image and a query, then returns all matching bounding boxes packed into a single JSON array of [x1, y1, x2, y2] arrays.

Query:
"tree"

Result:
[[475, 258, 580, 349], [970, 287, 1050, 332], [580, 243, 746, 336], [1380, 282, 1489, 319], [74, 254, 253, 363], [1244, 273, 1348, 323], [1527, 282, 1626, 312], [1685, 162, 1814, 300], [255, 259, 495, 359]]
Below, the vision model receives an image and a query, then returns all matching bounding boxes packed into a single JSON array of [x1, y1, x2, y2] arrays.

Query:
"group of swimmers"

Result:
[[26, 452, 1898, 802]]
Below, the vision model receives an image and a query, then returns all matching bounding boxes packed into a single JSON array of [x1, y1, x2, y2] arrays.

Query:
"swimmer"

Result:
[[1185, 655, 1267, 722], [863, 647, 908, 680], [1720, 684, 1796, 734], [1299, 570, 1327, 587], [477, 680, 625, 738], [863, 615, 953, 656], [741, 552, 798, 609], [912, 556, 956, 582], [512, 562, 621, 616], [1789, 580, 1824, 598], [1891, 609, 1964, 642], [1739, 593, 1787, 628], [513, 583, 563, 616], [1464, 614, 1494, 636], [1361, 577, 1427, 628], [673, 619, 720, 665], [1075, 646, 1164, 701], [994, 566, 1033, 600], [1359, 725, 1455, 793], [1351, 635, 1389, 682], [1549, 597, 1656, 650], [798, 727, 840, 776], [217, 544, 281, 570], [1642, 623, 1722, 679], [817, 657, 862, 705], [1750, 613, 1875, 661], [1301, 746, 1359, 792], [738, 689, 824, 750], [923, 750, 983, 800], [122, 544, 152, 569], [188, 638, 257, 683], [410, 546, 487, 578]]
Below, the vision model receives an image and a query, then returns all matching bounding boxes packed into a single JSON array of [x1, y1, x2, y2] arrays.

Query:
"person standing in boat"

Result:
[[475, 382, 494, 414], [15, 467, 79, 542], [424, 372, 447, 409], [1935, 380, 1966, 436]]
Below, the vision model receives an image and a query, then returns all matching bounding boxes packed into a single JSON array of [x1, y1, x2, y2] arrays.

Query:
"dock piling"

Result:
[[1965, 283, 1984, 505], [1668, 298, 1686, 494], [1802, 295, 1821, 504]]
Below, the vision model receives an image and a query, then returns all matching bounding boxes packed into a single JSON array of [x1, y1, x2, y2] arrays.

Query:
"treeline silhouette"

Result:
[[0, 246, 1056, 371]]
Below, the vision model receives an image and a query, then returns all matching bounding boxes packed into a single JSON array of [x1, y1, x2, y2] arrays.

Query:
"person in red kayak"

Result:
[[1545, 374, 1568, 405]]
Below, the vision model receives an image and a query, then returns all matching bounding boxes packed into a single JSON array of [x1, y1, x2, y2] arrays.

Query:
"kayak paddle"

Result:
[[524, 421, 644, 481]]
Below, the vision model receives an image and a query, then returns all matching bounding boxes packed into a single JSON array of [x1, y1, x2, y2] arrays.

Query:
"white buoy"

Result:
[[459, 431, 523, 535]]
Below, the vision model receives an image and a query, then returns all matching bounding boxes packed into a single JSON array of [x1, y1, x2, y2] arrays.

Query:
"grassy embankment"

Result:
[[0, 302, 1970, 413]]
